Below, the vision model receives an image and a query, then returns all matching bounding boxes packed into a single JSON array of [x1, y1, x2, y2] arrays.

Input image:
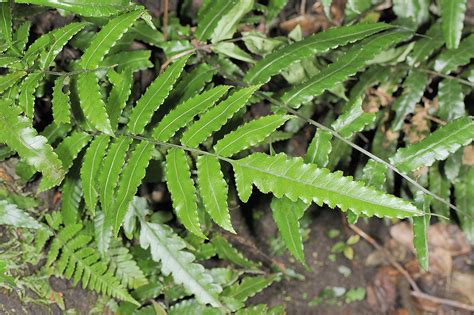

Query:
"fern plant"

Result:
[[0, 0, 473, 313]]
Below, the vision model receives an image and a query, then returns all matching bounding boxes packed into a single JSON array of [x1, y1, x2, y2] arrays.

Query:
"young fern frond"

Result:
[[0, 200, 43, 230]]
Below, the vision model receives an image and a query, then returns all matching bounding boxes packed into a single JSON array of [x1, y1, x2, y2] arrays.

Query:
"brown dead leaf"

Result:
[[429, 247, 452, 276], [390, 222, 414, 251], [463, 145, 474, 165], [450, 272, 474, 304], [366, 239, 409, 266], [367, 266, 400, 313], [279, 14, 329, 35], [312, 0, 345, 25], [428, 224, 471, 256], [384, 129, 399, 148]]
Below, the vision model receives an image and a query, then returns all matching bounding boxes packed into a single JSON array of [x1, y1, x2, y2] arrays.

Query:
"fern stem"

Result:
[[400, 65, 474, 87]]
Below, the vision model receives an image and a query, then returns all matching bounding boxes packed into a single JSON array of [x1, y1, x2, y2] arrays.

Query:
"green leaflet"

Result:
[[79, 9, 142, 69], [99, 136, 132, 216], [214, 114, 289, 157], [455, 166, 474, 244], [196, 0, 237, 41], [170, 64, 217, 102], [0, 200, 43, 229], [440, 0, 467, 49], [408, 23, 444, 66], [181, 86, 260, 148], [166, 148, 205, 238], [47, 223, 137, 304], [428, 165, 450, 220], [282, 31, 410, 107], [434, 34, 474, 74], [77, 72, 113, 135], [106, 69, 133, 130], [224, 275, 278, 303], [136, 202, 223, 308], [390, 69, 428, 131], [233, 153, 421, 218], [197, 155, 234, 233], [211, 235, 255, 268], [266, 0, 288, 23], [94, 211, 112, 255], [306, 129, 332, 167], [437, 79, 465, 121], [0, 3, 12, 47], [61, 176, 82, 226], [127, 55, 190, 134], [102, 50, 153, 73], [390, 116, 474, 172], [81, 135, 110, 215], [413, 192, 431, 271], [14, 0, 136, 17], [0, 102, 64, 190], [40, 22, 88, 69], [361, 160, 387, 190], [244, 23, 392, 84], [19, 72, 43, 118], [392, 0, 430, 25], [52, 76, 71, 125], [0, 55, 19, 68], [12, 21, 31, 53], [0, 71, 25, 94], [152, 86, 231, 142], [331, 97, 375, 138], [169, 299, 221, 315], [271, 197, 305, 263], [211, 0, 254, 43], [110, 141, 154, 236]]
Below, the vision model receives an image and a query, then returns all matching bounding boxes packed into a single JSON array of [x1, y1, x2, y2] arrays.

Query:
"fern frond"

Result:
[[223, 275, 278, 304], [127, 55, 190, 134], [233, 153, 421, 218], [211, 0, 254, 43], [196, 0, 237, 41], [134, 199, 223, 308], [79, 9, 142, 69], [102, 50, 152, 73], [413, 192, 431, 271], [169, 299, 220, 315], [390, 69, 428, 131], [106, 69, 133, 130], [440, 0, 467, 49], [170, 63, 217, 102], [390, 116, 474, 172], [428, 165, 450, 219], [0, 3, 12, 47], [181, 86, 260, 148], [110, 141, 154, 236], [455, 167, 474, 243], [0, 71, 25, 94], [166, 148, 205, 238], [244, 23, 392, 84], [0, 200, 43, 229], [408, 23, 444, 66], [214, 114, 289, 157], [99, 136, 132, 216], [0, 102, 64, 190], [197, 156, 234, 233], [211, 234, 256, 268], [94, 211, 112, 255], [39, 131, 91, 191], [81, 135, 111, 215], [306, 129, 332, 167], [437, 79, 465, 121], [281, 30, 410, 107], [52, 77, 71, 125], [152, 85, 231, 142], [19, 72, 43, 118], [60, 177, 82, 226], [47, 223, 136, 304], [331, 97, 375, 138], [271, 197, 306, 263], [434, 34, 474, 74]]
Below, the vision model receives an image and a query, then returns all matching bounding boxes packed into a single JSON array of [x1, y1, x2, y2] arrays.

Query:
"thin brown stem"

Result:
[[162, 0, 169, 40]]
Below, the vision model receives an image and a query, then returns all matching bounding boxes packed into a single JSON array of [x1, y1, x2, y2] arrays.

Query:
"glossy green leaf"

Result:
[[211, 235, 255, 268], [170, 64, 217, 102], [306, 129, 332, 167], [408, 23, 444, 66], [106, 69, 133, 131], [0, 102, 64, 190], [12, 21, 31, 53], [197, 155, 234, 233], [19, 72, 43, 118], [0, 3, 12, 47], [102, 50, 152, 72], [81, 135, 110, 215], [434, 34, 474, 74], [15, 0, 136, 17], [152, 86, 231, 142], [99, 136, 132, 216], [391, 69, 428, 131], [428, 165, 450, 219], [211, 0, 254, 43], [245, 23, 392, 84], [61, 176, 82, 226], [332, 97, 376, 138], [110, 141, 153, 236], [233, 153, 421, 218], [413, 191, 431, 271], [0, 71, 25, 94], [390, 116, 474, 172], [76, 72, 113, 135], [181, 86, 260, 148], [437, 79, 465, 121], [224, 275, 278, 303], [196, 0, 237, 41], [52, 76, 71, 125], [212, 42, 255, 63], [440, 0, 467, 49], [166, 148, 205, 238], [392, 0, 430, 25], [94, 210, 112, 256], [127, 55, 190, 134], [455, 166, 474, 244], [214, 114, 289, 157], [282, 31, 410, 107], [79, 9, 142, 69], [0, 200, 42, 229]]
